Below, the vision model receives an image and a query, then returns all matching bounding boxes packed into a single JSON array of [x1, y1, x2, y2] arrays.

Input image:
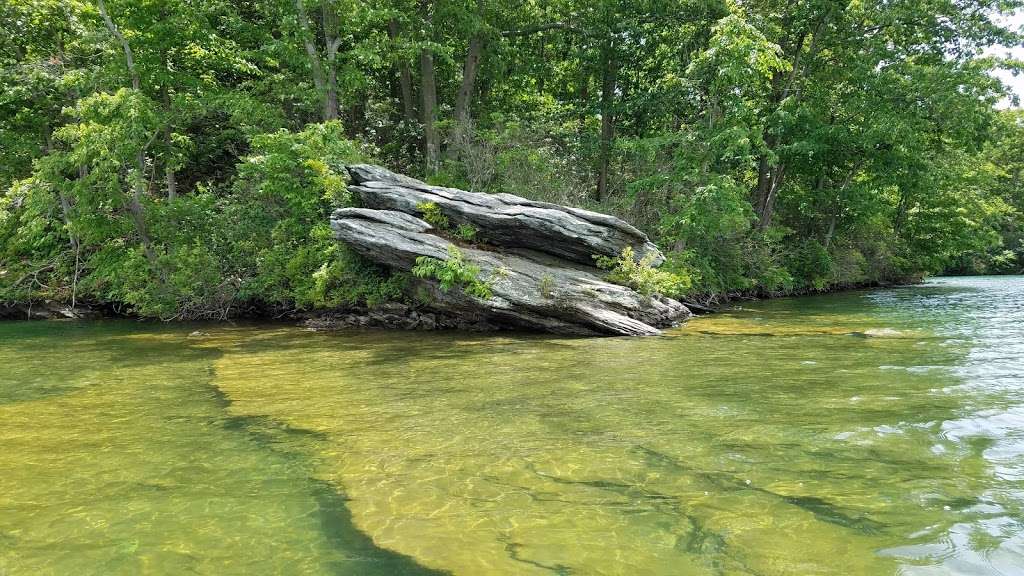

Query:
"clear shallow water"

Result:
[[1, 276, 1022, 575]]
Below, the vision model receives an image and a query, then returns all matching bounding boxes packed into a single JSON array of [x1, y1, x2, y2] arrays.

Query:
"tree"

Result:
[[2, 0, 1022, 315]]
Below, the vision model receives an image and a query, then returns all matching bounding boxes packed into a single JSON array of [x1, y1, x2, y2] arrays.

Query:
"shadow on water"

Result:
[[0, 321, 214, 404], [633, 445, 888, 535], [214, 402, 449, 576], [238, 326, 584, 368], [2, 320, 447, 576]]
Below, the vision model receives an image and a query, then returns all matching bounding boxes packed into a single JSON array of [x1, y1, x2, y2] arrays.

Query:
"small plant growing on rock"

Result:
[[538, 273, 556, 298], [492, 266, 510, 280], [594, 246, 690, 298], [454, 223, 479, 243], [416, 201, 449, 229], [412, 245, 493, 299]]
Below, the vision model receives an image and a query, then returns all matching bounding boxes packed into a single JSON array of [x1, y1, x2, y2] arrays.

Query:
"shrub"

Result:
[[991, 249, 1022, 274], [594, 246, 691, 298], [784, 239, 834, 291]]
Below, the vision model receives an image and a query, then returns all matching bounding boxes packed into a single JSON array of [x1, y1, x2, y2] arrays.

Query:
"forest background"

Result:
[[2, 0, 1023, 319]]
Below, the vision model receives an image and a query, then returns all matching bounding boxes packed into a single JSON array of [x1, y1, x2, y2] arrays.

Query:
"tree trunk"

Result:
[[44, 128, 79, 253], [322, 2, 341, 121], [754, 154, 769, 217], [162, 88, 177, 200], [454, 0, 485, 128], [59, 174, 83, 308], [823, 160, 864, 247], [823, 214, 836, 249], [578, 75, 589, 131], [53, 35, 85, 246], [131, 152, 162, 276], [97, 0, 140, 90], [418, 0, 439, 174], [454, 36, 483, 127], [893, 192, 909, 236], [595, 43, 616, 202], [98, 0, 162, 279], [294, 0, 328, 120], [164, 136, 177, 201], [387, 19, 417, 122], [753, 70, 784, 229], [537, 31, 546, 93], [753, 15, 829, 230], [757, 164, 786, 230], [54, 33, 86, 304], [420, 49, 439, 174]]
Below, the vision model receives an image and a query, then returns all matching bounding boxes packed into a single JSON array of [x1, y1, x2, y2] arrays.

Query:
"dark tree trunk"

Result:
[[387, 19, 417, 122], [757, 164, 785, 230], [420, 49, 439, 173], [164, 135, 177, 200], [419, 0, 439, 174], [454, 0, 485, 128], [454, 36, 483, 127], [595, 44, 616, 202]]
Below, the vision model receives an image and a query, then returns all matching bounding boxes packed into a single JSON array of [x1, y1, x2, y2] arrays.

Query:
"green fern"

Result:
[[454, 223, 479, 242], [412, 245, 493, 299], [416, 201, 449, 229]]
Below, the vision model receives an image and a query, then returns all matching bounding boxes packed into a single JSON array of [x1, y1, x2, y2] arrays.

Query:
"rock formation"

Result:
[[330, 165, 690, 336]]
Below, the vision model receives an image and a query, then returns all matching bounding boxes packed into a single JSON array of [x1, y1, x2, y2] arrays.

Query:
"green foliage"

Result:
[[412, 246, 493, 299], [310, 247, 409, 309], [219, 122, 382, 312], [2, 0, 1023, 318], [417, 202, 449, 230], [454, 223, 478, 243], [440, 119, 589, 206], [595, 247, 691, 299], [943, 110, 1024, 275], [785, 240, 834, 291]]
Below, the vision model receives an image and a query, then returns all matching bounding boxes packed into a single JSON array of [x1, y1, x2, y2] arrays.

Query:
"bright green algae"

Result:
[[1, 277, 1022, 575]]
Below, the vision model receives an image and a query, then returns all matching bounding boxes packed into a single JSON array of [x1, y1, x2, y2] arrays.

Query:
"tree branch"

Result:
[[501, 22, 579, 37], [96, 0, 140, 90], [294, 0, 326, 92]]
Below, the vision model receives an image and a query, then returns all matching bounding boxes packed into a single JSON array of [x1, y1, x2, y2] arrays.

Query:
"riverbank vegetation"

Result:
[[2, 0, 1023, 318]]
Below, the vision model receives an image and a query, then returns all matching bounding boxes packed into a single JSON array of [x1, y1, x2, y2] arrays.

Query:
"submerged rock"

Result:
[[331, 166, 690, 336]]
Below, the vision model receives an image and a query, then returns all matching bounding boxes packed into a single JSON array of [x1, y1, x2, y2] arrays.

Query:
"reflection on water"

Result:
[[1, 276, 1022, 575]]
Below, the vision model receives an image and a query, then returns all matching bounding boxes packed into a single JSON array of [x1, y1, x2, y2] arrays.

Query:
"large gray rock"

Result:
[[331, 205, 690, 336], [331, 207, 692, 334], [346, 164, 665, 267]]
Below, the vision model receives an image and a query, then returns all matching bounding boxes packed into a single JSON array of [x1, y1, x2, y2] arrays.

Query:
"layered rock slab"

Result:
[[331, 166, 691, 335], [346, 164, 665, 267], [331, 203, 689, 336]]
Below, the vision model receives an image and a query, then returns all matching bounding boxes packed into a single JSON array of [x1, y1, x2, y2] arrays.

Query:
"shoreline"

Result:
[[0, 278, 917, 328]]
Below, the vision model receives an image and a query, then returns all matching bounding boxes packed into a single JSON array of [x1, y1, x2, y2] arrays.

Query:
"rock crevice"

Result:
[[331, 165, 689, 336]]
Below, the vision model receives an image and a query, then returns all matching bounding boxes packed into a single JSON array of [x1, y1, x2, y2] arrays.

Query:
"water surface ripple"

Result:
[[1, 276, 1022, 575]]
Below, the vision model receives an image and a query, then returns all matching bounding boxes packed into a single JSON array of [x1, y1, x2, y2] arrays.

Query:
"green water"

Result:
[[2, 277, 1022, 575]]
